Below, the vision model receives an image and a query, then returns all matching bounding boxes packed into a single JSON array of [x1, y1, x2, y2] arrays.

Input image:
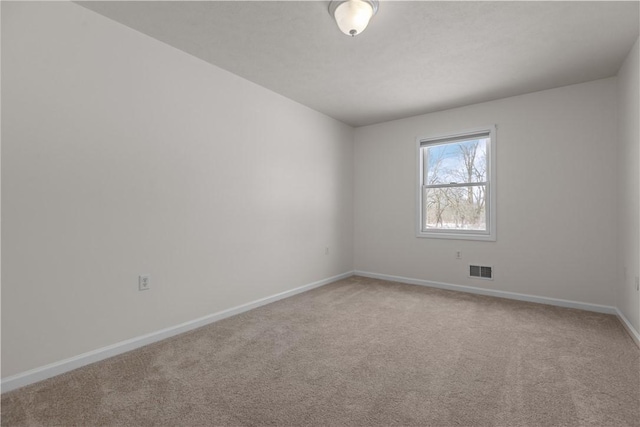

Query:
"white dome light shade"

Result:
[[330, 0, 378, 37]]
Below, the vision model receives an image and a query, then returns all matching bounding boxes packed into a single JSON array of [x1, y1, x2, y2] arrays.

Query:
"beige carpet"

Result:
[[2, 276, 639, 426]]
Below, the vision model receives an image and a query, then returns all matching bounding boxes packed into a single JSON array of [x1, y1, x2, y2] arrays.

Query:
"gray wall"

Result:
[[617, 38, 640, 333], [354, 78, 618, 306], [1, 2, 354, 377]]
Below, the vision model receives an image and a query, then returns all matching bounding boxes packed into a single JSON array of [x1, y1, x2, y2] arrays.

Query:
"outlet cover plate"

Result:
[[139, 275, 150, 291]]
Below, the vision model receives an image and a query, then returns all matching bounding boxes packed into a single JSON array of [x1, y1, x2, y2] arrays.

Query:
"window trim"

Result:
[[416, 125, 497, 241]]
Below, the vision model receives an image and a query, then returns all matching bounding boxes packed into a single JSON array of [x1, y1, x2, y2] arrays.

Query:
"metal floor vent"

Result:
[[470, 265, 493, 280]]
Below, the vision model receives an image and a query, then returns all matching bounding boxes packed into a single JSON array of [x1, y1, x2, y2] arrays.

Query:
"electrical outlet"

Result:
[[325, 247, 329, 255], [635, 276, 639, 291], [455, 250, 462, 260], [139, 275, 150, 291]]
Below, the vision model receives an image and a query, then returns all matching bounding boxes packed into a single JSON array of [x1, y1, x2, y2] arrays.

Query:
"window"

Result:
[[416, 126, 496, 241]]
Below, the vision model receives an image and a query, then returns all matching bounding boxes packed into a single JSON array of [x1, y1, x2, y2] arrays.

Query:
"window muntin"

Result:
[[417, 127, 495, 241]]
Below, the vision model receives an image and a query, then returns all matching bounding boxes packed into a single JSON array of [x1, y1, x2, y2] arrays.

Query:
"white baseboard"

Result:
[[4, 270, 635, 393], [358, 269, 639, 347], [1, 271, 354, 393], [355, 271, 640, 346], [354, 270, 618, 315], [615, 308, 640, 349]]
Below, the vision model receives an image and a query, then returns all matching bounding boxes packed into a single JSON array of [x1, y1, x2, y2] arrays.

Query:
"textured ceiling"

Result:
[[77, 1, 639, 127]]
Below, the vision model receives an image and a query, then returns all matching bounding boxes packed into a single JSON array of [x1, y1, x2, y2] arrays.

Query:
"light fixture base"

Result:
[[328, 0, 379, 18]]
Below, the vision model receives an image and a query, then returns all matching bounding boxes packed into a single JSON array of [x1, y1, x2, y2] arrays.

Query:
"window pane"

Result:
[[424, 138, 488, 185], [423, 185, 487, 231]]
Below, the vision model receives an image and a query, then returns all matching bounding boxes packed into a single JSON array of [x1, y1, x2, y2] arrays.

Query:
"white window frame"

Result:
[[416, 125, 497, 241]]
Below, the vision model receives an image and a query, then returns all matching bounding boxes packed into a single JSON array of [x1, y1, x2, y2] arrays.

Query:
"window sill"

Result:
[[416, 231, 496, 242]]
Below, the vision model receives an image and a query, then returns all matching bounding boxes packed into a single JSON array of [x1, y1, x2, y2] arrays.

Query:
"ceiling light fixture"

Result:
[[328, 0, 379, 37]]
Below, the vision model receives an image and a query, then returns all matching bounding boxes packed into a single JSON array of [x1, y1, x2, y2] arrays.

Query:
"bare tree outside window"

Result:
[[421, 136, 489, 231]]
